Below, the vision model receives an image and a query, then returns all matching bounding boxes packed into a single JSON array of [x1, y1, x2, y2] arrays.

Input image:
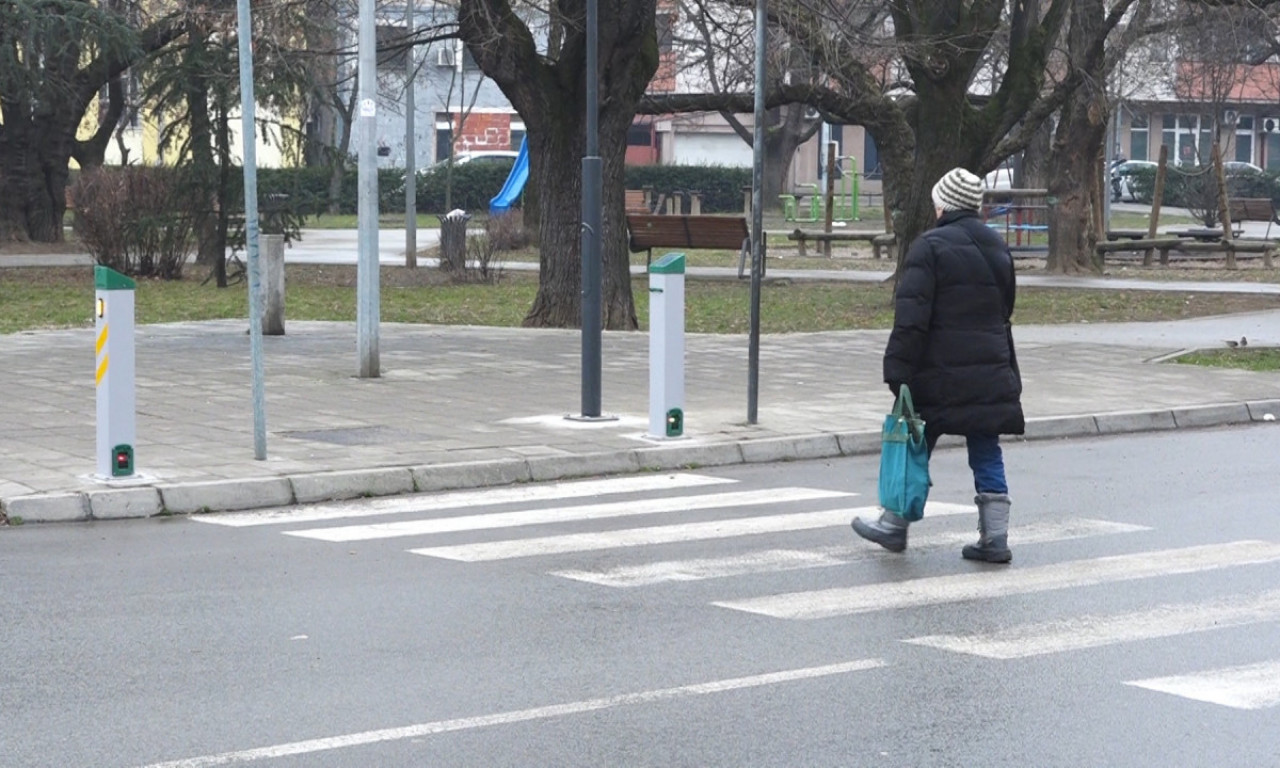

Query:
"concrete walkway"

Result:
[[4, 221, 1279, 524], [2, 309, 1279, 524]]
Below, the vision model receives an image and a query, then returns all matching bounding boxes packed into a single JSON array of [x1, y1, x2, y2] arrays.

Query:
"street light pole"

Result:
[[747, 0, 766, 424], [579, 0, 603, 418], [235, 0, 267, 459], [356, 0, 380, 377], [405, 0, 417, 268]]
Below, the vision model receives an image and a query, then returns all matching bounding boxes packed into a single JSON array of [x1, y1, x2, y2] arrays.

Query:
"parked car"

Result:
[[1111, 160, 1157, 203], [983, 161, 1015, 190], [1223, 161, 1264, 176], [429, 150, 519, 170]]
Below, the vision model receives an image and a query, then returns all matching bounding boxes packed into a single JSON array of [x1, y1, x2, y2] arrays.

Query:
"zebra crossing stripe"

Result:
[[712, 540, 1280, 620], [195, 473, 737, 527], [407, 504, 970, 561], [1125, 660, 1280, 710], [551, 518, 1148, 587], [287, 487, 854, 543], [904, 588, 1280, 659]]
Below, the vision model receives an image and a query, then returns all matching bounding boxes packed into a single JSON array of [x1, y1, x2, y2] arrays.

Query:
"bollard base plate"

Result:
[[564, 413, 620, 423]]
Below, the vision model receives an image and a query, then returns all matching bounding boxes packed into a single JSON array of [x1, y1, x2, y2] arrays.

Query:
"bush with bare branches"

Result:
[[484, 212, 532, 252], [72, 168, 195, 279]]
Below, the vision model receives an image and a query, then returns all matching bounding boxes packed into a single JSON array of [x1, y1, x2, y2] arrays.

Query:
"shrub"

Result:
[[72, 168, 194, 279], [624, 165, 753, 213], [485, 211, 532, 251]]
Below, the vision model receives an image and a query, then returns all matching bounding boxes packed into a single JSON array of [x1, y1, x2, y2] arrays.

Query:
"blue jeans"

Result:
[[925, 427, 1009, 495]]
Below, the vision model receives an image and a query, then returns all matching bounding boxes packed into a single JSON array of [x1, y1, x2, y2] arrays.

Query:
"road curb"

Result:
[[2, 404, 1276, 525]]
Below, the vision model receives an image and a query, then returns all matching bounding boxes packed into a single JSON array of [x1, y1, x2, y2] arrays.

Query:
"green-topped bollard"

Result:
[[648, 252, 685, 439], [94, 266, 136, 478]]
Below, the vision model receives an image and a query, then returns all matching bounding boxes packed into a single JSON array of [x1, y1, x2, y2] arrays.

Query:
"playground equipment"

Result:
[[488, 135, 529, 215], [780, 157, 860, 222]]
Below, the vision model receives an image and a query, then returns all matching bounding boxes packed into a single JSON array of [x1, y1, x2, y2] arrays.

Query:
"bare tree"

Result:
[[458, 0, 658, 329], [654, 1, 827, 212]]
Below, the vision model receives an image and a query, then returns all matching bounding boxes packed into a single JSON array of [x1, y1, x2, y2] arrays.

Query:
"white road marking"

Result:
[[286, 487, 854, 542], [551, 518, 1147, 587], [133, 658, 887, 768], [713, 541, 1280, 620], [193, 473, 736, 527], [407, 503, 972, 562], [905, 588, 1280, 659], [1125, 660, 1280, 710]]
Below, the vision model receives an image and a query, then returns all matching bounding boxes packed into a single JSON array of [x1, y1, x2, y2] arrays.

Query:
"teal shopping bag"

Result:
[[877, 385, 930, 522]]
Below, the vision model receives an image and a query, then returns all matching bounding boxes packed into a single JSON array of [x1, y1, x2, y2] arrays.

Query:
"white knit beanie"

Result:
[[931, 167, 984, 212]]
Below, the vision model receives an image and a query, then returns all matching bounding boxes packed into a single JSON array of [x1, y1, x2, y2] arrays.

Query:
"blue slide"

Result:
[[488, 135, 529, 215]]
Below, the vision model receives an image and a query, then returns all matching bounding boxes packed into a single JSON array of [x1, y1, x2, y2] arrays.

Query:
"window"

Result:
[[435, 113, 453, 162], [627, 123, 653, 146], [817, 125, 844, 179], [462, 46, 480, 71], [656, 13, 675, 52], [1162, 114, 1210, 166], [1267, 133, 1280, 171], [376, 25, 408, 70], [510, 122, 525, 150], [1129, 113, 1148, 161], [1236, 115, 1254, 164]]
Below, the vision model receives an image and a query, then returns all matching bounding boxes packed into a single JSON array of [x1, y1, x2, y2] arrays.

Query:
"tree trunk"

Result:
[[878, 82, 977, 268], [761, 107, 812, 214], [0, 110, 74, 243], [459, 0, 658, 330], [1045, 0, 1108, 274]]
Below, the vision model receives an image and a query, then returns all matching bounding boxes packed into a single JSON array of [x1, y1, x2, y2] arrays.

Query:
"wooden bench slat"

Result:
[[626, 214, 750, 252]]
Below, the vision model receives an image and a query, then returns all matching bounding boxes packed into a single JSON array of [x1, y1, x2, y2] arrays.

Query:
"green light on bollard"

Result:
[[666, 408, 683, 438]]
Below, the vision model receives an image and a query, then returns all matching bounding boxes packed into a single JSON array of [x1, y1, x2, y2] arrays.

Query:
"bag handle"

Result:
[[893, 384, 925, 442], [893, 383, 919, 419]]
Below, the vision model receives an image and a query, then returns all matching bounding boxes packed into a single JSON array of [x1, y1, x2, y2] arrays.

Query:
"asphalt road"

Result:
[[3, 426, 1280, 767]]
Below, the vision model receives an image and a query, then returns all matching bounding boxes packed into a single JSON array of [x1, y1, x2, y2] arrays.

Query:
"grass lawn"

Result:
[[1173, 348, 1280, 371], [3, 264, 1278, 336]]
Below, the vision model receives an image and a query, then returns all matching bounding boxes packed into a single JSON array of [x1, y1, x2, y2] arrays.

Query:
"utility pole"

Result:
[[235, 0, 267, 458], [405, 0, 417, 268], [747, 0, 766, 424], [578, 0, 604, 419], [356, 0, 380, 377]]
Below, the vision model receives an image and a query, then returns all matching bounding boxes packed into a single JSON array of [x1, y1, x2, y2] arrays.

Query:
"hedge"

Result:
[[1128, 166, 1280, 209], [243, 162, 754, 217]]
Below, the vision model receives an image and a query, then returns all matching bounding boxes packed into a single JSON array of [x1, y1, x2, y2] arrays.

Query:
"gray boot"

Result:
[[851, 510, 909, 553], [963, 493, 1012, 563]]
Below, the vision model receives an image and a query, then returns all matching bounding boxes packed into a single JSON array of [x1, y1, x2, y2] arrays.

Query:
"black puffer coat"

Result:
[[883, 209, 1025, 436]]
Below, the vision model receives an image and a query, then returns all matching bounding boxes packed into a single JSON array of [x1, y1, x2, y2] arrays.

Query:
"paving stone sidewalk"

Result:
[[3, 313, 1279, 524]]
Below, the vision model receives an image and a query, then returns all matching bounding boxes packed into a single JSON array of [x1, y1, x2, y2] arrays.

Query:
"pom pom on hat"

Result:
[[931, 167, 984, 212]]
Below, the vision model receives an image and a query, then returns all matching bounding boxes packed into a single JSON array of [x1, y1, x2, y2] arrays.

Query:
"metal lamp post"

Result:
[[577, 0, 605, 420], [747, 0, 766, 424]]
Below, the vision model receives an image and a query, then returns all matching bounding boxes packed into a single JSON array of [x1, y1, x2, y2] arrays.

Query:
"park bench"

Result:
[[626, 213, 754, 278], [786, 229, 896, 259], [1095, 235, 1276, 268], [1226, 197, 1280, 239]]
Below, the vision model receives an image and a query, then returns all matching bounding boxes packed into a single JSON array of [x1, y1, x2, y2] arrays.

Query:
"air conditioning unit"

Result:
[[436, 47, 455, 67], [1223, 109, 1239, 125], [1264, 117, 1280, 134]]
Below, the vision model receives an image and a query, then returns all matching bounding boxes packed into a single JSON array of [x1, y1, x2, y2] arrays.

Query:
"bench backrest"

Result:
[[625, 189, 649, 213], [626, 214, 749, 252], [1227, 197, 1276, 222]]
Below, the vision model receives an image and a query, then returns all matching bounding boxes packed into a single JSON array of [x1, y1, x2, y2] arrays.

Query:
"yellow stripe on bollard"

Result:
[[96, 325, 109, 355], [96, 354, 109, 386]]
